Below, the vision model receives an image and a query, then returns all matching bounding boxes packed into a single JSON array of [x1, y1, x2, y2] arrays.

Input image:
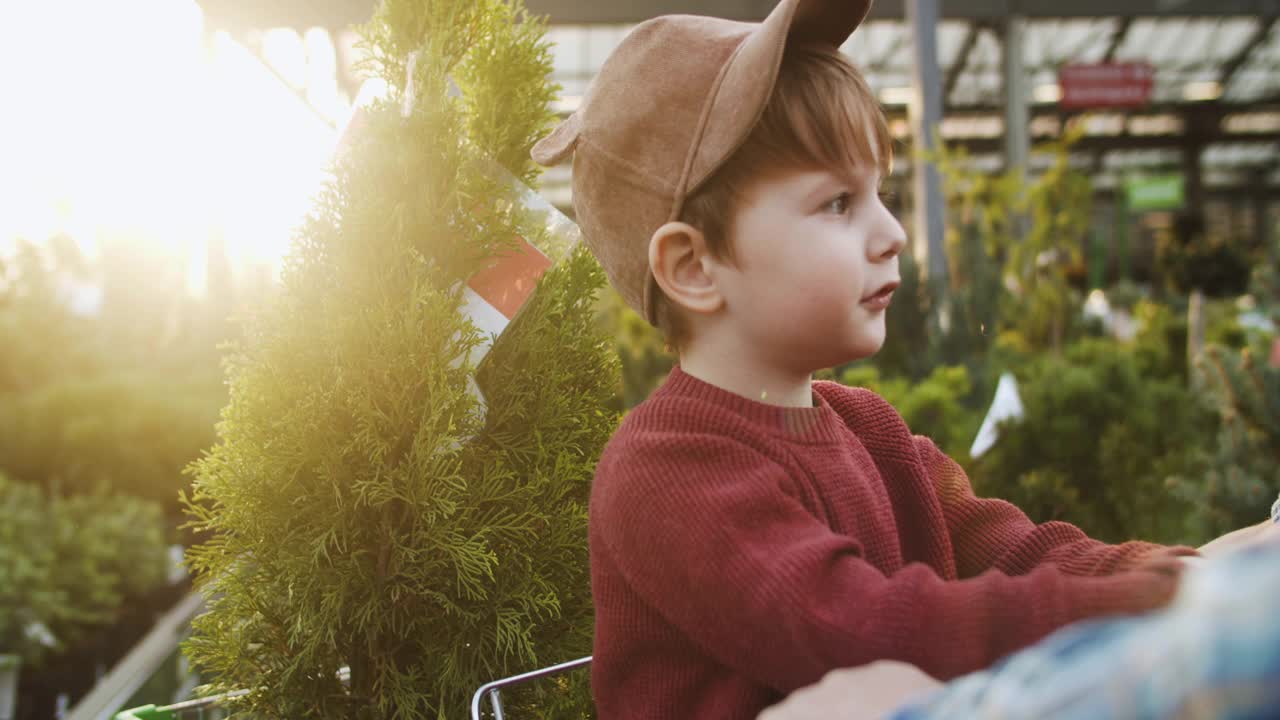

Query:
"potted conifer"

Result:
[[180, 0, 617, 717]]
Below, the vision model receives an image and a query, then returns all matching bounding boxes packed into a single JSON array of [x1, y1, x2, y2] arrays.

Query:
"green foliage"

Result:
[[181, 1, 616, 717], [0, 233, 229, 520], [0, 238, 102, 394], [921, 131, 1092, 365], [0, 473, 168, 665], [1249, 261, 1280, 327], [1001, 137, 1091, 354], [1174, 343, 1280, 539], [1156, 214, 1252, 298], [594, 287, 673, 410], [974, 339, 1209, 545], [0, 370, 222, 516], [838, 364, 980, 463]]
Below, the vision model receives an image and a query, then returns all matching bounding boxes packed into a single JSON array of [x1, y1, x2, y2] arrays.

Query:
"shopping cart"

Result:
[[469, 656, 592, 720]]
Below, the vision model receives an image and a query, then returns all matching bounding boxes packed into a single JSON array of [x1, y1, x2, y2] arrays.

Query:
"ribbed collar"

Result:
[[654, 364, 848, 445]]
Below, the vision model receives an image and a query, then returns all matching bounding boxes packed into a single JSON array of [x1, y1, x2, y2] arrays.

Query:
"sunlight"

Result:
[[0, 0, 344, 293]]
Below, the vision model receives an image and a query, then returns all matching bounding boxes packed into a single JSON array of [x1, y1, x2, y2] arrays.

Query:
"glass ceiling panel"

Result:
[[1204, 142, 1280, 167], [1024, 20, 1113, 69], [935, 20, 972, 72], [1225, 22, 1280, 102]]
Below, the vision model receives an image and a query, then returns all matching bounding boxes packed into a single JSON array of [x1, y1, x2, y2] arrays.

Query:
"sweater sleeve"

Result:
[[593, 430, 1181, 689], [913, 436, 1199, 579]]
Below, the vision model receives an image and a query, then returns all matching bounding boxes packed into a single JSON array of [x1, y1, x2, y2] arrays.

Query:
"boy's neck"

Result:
[[678, 342, 815, 408]]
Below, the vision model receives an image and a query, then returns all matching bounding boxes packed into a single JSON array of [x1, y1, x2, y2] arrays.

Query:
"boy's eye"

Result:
[[824, 193, 852, 215]]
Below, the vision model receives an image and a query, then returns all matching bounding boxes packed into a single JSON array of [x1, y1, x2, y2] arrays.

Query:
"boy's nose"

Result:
[[869, 215, 907, 262]]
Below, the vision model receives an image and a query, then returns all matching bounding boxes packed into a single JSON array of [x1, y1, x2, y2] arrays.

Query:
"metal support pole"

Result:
[[1184, 143, 1205, 212], [1003, 16, 1030, 175], [907, 0, 948, 293], [1251, 168, 1272, 261]]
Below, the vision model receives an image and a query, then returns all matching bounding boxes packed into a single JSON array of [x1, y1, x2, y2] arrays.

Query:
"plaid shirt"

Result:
[[890, 539, 1280, 720]]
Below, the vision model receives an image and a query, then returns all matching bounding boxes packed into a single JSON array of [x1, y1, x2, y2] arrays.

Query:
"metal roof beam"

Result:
[[1218, 16, 1278, 90], [518, 0, 1280, 25], [932, 131, 1280, 154], [879, 98, 1280, 154], [944, 23, 984, 103], [1103, 17, 1132, 62], [197, 0, 1280, 33]]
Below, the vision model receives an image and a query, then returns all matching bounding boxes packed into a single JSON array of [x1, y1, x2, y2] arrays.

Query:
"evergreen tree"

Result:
[[1176, 343, 1280, 539], [181, 1, 618, 716]]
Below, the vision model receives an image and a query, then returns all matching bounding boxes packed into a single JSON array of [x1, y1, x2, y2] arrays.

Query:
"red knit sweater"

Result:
[[589, 365, 1196, 719]]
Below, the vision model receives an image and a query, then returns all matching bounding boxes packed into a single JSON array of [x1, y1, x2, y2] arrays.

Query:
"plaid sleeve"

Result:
[[888, 542, 1280, 720]]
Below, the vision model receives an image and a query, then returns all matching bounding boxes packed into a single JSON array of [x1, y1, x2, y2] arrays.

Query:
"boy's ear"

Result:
[[648, 221, 724, 317]]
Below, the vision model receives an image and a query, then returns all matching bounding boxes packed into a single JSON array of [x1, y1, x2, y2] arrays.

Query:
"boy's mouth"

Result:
[[860, 280, 899, 310]]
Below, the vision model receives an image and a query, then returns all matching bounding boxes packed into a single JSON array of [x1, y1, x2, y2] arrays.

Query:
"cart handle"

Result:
[[469, 656, 592, 720]]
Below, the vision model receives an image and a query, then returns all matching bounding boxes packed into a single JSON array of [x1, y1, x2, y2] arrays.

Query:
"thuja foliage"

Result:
[[181, 1, 618, 716]]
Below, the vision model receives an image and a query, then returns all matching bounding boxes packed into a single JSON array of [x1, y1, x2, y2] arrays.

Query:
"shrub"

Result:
[[1173, 343, 1280, 539], [973, 339, 1209, 545], [0, 371, 222, 517], [0, 473, 168, 666]]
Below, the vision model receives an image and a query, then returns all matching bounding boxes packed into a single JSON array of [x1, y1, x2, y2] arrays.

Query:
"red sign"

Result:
[[1058, 63, 1154, 110]]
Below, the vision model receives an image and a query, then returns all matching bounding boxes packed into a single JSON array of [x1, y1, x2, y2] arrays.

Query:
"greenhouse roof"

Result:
[[527, 7, 1280, 206], [194, 0, 1280, 201]]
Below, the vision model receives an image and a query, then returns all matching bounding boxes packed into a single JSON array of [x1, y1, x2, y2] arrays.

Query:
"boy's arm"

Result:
[[913, 436, 1199, 579], [595, 431, 1181, 692]]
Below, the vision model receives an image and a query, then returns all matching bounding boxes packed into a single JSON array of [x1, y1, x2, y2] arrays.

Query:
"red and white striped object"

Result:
[[332, 56, 581, 410]]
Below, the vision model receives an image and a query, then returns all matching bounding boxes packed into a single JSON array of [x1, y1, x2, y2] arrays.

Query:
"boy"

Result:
[[530, 0, 1212, 716]]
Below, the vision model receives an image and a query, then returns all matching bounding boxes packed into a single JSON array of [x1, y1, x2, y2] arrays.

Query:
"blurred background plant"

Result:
[[1171, 342, 1280, 540], [0, 472, 168, 667], [0, 224, 230, 717]]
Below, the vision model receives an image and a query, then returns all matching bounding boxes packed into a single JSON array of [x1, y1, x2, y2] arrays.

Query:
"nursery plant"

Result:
[[181, 0, 618, 717]]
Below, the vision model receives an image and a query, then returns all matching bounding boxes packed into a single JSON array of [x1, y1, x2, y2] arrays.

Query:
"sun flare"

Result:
[[0, 0, 348, 294]]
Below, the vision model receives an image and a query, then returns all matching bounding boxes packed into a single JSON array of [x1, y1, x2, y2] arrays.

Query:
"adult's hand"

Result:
[[1252, 520, 1280, 546], [1198, 520, 1273, 559], [758, 661, 943, 720]]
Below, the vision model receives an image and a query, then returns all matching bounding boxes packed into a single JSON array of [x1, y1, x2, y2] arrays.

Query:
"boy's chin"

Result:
[[828, 338, 884, 368], [850, 329, 888, 359]]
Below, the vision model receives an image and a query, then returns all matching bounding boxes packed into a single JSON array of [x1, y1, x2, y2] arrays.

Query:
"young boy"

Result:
[[530, 0, 1206, 716]]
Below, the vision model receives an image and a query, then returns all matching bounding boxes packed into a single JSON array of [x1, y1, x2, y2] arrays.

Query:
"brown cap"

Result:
[[531, 0, 874, 326]]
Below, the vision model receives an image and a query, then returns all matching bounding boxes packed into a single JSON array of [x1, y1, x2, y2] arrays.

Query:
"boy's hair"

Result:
[[655, 43, 894, 351]]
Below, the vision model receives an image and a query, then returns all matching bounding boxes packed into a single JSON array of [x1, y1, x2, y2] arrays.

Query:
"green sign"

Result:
[[1125, 174, 1184, 211]]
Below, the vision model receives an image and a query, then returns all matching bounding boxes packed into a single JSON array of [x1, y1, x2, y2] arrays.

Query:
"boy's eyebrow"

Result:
[[798, 172, 846, 202], [800, 169, 878, 203]]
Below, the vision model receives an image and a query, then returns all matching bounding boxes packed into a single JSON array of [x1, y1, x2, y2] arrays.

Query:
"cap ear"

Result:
[[531, 113, 583, 166]]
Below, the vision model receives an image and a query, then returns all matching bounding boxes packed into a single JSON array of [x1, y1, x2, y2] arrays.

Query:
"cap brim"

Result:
[[788, 0, 874, 47]]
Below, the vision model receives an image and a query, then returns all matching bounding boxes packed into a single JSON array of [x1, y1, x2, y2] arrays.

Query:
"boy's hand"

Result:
[[1133, 548, 1194, 578], [758, 662, 942, 720]]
